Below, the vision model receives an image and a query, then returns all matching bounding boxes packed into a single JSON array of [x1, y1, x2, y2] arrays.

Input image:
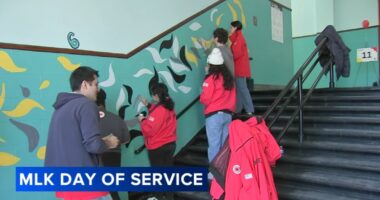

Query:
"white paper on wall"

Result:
[[271, 3, 283, 43]]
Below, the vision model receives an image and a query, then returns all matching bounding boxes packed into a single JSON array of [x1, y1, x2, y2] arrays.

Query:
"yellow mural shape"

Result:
[[0, 82, 5, 108], [0, 51, 27, 73], [185, 48, 198, 66], [36, 146, 46, 160], [39, 80, 50, 90], [2, 98, 45, 118], [216, 14, 224, 26], [0, 152, 20, 166], [233, 0, 246, 26], [227, 3, 238, 22], [0, 137, 5, 143], [57, 56, 80, 71]]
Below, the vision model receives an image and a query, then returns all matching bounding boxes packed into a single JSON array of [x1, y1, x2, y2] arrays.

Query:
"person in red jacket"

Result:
[[138, 83, 176, 200], [201, 48, 236, 165], [230, 20, 255, 115]]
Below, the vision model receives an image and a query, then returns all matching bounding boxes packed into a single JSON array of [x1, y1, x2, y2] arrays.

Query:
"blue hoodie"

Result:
[[44, 92, 108, 167]]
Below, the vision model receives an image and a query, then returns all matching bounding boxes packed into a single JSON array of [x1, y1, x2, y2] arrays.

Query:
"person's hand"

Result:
[[230, 26, 237, 34], [139, 96, 149, 106], [102, 134, 119, 149], [137, 114, 145, 122]]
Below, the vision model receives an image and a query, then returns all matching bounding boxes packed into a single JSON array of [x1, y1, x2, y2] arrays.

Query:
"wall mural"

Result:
[[0, 0, 248, 199]]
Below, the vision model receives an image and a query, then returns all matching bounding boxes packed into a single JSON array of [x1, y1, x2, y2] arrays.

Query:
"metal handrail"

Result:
[[263, 37, 333, 143]]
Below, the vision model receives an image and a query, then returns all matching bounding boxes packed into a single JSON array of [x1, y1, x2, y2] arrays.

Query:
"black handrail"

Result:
[[263, 37, 333, 143], [134, 95, 200, 154]]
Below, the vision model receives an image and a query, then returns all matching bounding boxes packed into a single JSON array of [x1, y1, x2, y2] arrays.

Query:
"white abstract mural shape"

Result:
[[210, 8, 218, 22], [172, 36, 179, 58], [99, 63, 115, 87], [189, 22, 202, 31], [133, 68, 154, 78], [169, 58, 190, 73], [146, 47, 167, 63], [116, 87, 126, 111], [158, 71, 178, 92], [178, 85, 192, 94]]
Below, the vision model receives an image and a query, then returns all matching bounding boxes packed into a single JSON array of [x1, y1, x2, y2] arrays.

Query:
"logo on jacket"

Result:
[[148, 116, 155, 121], [202, 82, 209, 87], [232, 164, 241, 175], [99, 111, 105, 118]]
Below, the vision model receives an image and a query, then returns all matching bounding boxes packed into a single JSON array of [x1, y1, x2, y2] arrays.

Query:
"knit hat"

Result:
[[207, 48, 224, 65]]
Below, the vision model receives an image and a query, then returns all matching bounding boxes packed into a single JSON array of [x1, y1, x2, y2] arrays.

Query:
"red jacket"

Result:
[[56, 191, 108, 200], [200, 74, 236, 115], [210, 118, 281, 200], [141, 104, 176, 150], [229, 30, 251, 78]]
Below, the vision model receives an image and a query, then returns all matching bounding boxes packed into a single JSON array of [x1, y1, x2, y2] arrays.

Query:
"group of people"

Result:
[[44, 20, 254, 200]]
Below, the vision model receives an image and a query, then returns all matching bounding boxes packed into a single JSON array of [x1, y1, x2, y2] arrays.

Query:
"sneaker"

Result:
[[147, 197, 158, 200]]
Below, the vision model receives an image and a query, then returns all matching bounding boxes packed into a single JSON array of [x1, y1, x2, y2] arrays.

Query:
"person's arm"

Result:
[[230, 35, 245, 60], [79, 102, 109, 154], [140, 106, 165, 138], [200, 76, 215, 106]]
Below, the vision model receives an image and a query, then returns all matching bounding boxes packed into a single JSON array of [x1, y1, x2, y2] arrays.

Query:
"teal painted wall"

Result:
[[250, 2, 294, 85], [0, 0, 293, 199], [293, 27, 379, 88]]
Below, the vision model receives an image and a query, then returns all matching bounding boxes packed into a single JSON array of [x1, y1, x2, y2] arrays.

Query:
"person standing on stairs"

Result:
[[138, 83, 177, 200], [96, 88, 130, 200], [200, 48, 236, 165], [230, 20, 255, 115]]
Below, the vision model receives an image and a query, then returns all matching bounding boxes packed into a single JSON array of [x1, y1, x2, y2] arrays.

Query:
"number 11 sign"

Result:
[[356, 47, 378, 63]]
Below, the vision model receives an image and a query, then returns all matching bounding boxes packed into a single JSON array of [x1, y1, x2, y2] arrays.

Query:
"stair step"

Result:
[[274, 163, 380, 194], [276, 179, 380, 200], [280, 149, 380, 173], [187, 145, 208, 153], [255, 94, 380, 103], [282, 136, 380, 154], [256, 105, 380, 113], [268, 115, 380, 124], [174, 191, 210, 200], [174, 152, 208, 167], [270, 126, 380, 138]]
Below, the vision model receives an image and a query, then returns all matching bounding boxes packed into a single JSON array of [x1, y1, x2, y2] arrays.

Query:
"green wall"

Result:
[[293, 26, 379, 88], [250, 2, 294, 85], [0, 0, 293, 199]]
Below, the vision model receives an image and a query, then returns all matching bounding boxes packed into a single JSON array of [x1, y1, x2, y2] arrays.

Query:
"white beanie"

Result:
[[207, 48, 224, 65]]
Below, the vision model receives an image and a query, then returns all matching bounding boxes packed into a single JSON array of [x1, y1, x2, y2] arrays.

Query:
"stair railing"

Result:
[[263, 37, 334, 143]]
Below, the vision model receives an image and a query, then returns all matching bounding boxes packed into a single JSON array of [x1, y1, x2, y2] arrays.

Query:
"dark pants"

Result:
[[148, 142, 176, 200], [101, 152, 121, 200]]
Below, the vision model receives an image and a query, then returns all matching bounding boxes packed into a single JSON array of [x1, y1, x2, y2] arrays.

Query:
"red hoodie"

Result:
[[140, 104, 176, 150], [229, 30, 251, 78], [200, 74, 236, 115]]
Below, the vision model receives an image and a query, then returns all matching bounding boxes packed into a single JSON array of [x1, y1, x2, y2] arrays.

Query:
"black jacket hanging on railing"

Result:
[[315, 25, 351, 79]]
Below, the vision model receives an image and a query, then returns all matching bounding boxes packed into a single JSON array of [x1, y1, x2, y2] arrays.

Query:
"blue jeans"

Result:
[[205, 112, 232, 163], [235, 77, 254, 113]]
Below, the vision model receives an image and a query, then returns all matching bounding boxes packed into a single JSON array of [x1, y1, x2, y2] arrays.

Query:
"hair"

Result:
[[96, 88, 106, 107], [207, 64, 234, 90], [150, 83, 174, 110], [70, 66, 99, 92], [213, 28, 228, 44], [231, 20, 243, 30]]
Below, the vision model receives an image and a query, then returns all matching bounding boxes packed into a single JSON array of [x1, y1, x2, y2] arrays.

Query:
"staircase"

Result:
[[173, 87, 380, 200], [256, 87, 380, 200]]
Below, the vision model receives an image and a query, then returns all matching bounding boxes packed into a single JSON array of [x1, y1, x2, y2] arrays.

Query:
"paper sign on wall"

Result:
[[356, 47, 378, 63], [271, 3, 283, 43]]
